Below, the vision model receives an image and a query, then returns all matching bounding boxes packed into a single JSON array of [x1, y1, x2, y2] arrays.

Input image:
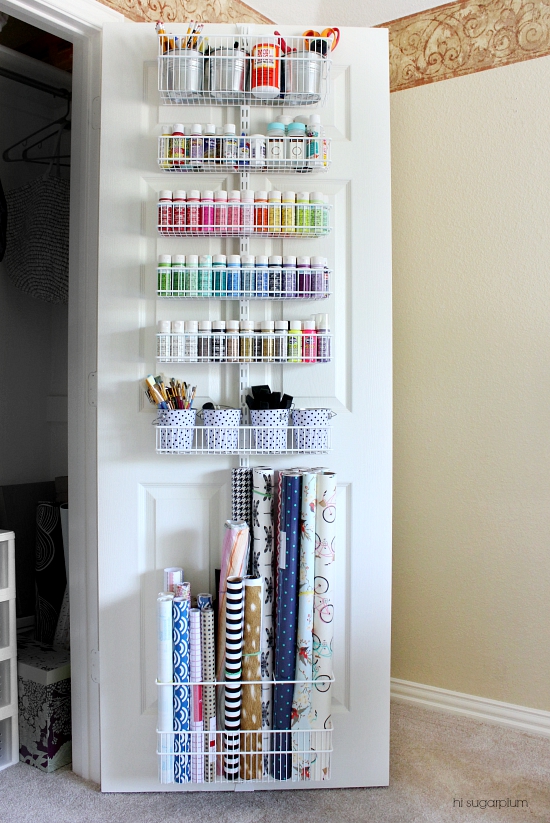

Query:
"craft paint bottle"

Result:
[[212, 320, 226, 362], [185, 319, 199, 362], [214, 190, 228, 233], [238, 131, 250, 167], [204, 123, 216, 163], [215, 126, 224, 164], [160, 124, 172, 169], [198, 254, 213, 298], [295, 192, 310, 234], [198, 320, 212, 361], [157, 319, 171, 360], [268, 255, 282, 296], [282, 255, 297, 298], [310, 192, 324, 234], [226, 320, 240, 362], [158, 254, 171, 296], [226, 255, 241, 297], [172, 190, 186, 233], [302, 319, 317, 363], [322, 193, 330, 232], [266, 122, 285, 165], [297, 256, 311, 297], [241, 189, 254, 233], [186, 189, 200, 234], [310, 255, 325, 295], [190, 123, 203, 165], [201, 190, 214, 234], [287, 121, 306, 165], [287, 319, 302, 362], [315, 313, 331, 362], [171, 320, 186, 360], [240, 254, 255, 298], [255, 255, 269, 298], [171, 123, 185, 167], [253, 320, 263, 362], [254, 190, 268, 233], [281, 191, 295, 234], [261, 320, 275, 362], [227, 190, 241, 235], [158, 190, 173, 235], [250, 133, 266, 168], [239, 320, 254, 362], [268, 190, 282, 233], [186, 254, 199, 297], [172, 254, 186, 297], [223, 124, 238, 163], [274, 320, 288, 362], [306, 114, 321, 163], [212, 254, 226, 298]]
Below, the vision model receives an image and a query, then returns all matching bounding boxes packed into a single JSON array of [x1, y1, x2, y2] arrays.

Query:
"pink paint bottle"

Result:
[[186, 189, 200, 235], [201, 190, 214, 234]]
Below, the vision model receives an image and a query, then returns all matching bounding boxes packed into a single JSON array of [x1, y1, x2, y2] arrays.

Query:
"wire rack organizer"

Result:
[[156, 332, 333, 363], [157, 204, 332, 238], [155, 424, 332, 455], [157, 272, 331, 300], [158, 34, 332, 107]]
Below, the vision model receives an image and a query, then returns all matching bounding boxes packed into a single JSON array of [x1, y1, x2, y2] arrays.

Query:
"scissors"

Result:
[[302, 27, 340, 52]]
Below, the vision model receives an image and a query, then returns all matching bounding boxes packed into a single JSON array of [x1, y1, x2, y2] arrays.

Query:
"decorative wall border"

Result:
[[96, 0, 272, 24], [381, 0, 550, 92]]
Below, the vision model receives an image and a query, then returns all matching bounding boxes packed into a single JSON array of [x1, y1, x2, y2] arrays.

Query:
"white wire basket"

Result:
[[157, 202, 331, 237], [158, 135, 331, 173], [157, 728, 332, 783], [155, 424, 333, 454], [157, 265, 331, 300], [158, 34, 332, 107], [156, 332, 332, 363]]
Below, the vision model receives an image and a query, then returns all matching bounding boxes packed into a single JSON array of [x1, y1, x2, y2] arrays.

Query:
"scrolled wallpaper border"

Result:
[[96, 0, 272, 24], [381, 0, 550, 92]]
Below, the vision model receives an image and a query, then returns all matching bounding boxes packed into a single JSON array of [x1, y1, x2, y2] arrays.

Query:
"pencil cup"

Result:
[[202, 408, 241, 451], [157, 409, 196, 452], [250, 409, 290, 452], [291, 408, 334, 451]]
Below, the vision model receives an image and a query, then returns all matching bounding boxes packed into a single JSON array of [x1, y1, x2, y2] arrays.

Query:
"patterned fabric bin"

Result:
[[17, 638, 71, 772]]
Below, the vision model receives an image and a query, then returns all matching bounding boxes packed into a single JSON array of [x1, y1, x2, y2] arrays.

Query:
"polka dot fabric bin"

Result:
[[202, 408, 241, 451], [157, 408, 196, 452], [291, 408, 334, 451], [250, 409, 290, 453]]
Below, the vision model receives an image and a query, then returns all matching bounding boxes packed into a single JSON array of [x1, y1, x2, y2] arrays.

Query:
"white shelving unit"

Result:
[[0, 530, 18, 771]]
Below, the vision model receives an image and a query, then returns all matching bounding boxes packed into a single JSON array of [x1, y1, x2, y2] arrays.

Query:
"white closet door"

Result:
[[97, 22, 392, 792]]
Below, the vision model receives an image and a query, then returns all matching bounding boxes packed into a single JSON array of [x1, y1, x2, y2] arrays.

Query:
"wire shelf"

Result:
[[157, 203, 331, 238], [158, 135, 331, 173], [158, 35, 331, 107], [155, 424, 332, 454], [156, 332, 332, 363], [157, 265, 331, 300]]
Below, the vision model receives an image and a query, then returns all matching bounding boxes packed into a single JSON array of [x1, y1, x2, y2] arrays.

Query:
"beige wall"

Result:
[[391, 54, 550, 710]]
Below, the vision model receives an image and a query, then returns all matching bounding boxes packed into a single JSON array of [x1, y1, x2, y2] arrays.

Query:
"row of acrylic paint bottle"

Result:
[[156, 315, 331, 363], [157, 189, 330, 235], [159, 114, 329, 170], [157, 254, 330, 299]]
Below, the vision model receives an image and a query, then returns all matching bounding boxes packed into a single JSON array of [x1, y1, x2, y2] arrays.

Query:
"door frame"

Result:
[[0, 0, 124, 783]]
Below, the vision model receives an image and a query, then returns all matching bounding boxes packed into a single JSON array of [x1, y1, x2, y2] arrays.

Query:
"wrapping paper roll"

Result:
[[200, 607, 216, 782], [310, 471, 337, 781], [174, 581, 191, 599], [223, 576, 244, 779], [173, 596, 191, 783], [216, 521, 249, 685], [291, 471, 317, 780], [240, 576, 263, 780], [164, 567, 184, 593], [252, 466, 275, 771], [273, 471, 301, 780], [231, 467, 253, 525], [157, 594, 174, 784], [197, 593, 213, 610], [190, 608, 204, 783]]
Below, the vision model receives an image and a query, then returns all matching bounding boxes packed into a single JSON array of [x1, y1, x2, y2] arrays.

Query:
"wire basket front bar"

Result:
[[155, 424, 333, 455]]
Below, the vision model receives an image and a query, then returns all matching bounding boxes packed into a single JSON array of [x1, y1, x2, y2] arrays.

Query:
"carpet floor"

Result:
[[1, 701, 549, 822]]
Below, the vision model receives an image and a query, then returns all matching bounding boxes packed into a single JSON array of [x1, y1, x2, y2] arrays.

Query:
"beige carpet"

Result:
[[2, 701, 550, 822]]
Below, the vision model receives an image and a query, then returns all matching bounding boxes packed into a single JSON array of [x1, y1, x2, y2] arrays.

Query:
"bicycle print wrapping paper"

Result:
[[310, 470, 336, 781], [173, 595, 191, 783], [240, 576, 263, 780]]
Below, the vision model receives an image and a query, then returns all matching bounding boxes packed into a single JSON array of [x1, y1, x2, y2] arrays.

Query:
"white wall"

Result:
[[0, 46, 70, 485]]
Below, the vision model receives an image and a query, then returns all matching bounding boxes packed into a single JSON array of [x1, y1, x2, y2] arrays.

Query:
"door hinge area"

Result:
[[92, 96, 101, 130], [88, 372, 97, 407], [90, 649, 100, 684]]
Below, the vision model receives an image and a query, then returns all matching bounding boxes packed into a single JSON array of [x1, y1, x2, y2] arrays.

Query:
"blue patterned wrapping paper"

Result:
[[173, 597, 191, 783], [291, 471, 317, 781], [157, 594, 174, 784], [273, 471, 301, 780]]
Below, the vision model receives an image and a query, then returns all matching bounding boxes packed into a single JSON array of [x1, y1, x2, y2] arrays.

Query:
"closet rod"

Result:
[[0, 65, 71, 100]]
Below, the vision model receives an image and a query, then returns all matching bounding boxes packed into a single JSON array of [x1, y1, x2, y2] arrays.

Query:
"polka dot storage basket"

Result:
[[291, 408, 335, 451], [250, 408, 290, 453], [202, 407, 241, 451], [156, 408, 196, 452]]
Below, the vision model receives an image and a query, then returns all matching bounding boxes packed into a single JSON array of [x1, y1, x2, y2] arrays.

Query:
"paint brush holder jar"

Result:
[[156, 408, 196, 452]]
